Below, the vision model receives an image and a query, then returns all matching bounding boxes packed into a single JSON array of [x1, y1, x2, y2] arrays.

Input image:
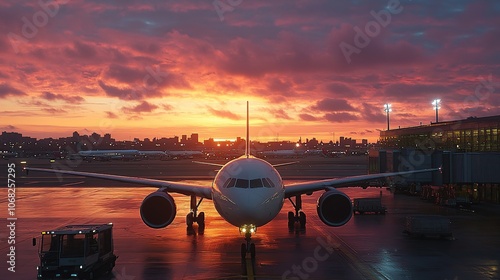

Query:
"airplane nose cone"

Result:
[[234, 191, 282, 226], [238, 197, 263, 217]]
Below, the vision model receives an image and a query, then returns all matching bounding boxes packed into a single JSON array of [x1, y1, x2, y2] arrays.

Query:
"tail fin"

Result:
[[246, 101, 250, 158]]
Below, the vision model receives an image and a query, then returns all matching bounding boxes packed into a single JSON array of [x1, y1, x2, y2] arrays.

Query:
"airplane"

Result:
[[25, 102, 440, 259], [75, 150, 141, 161], [165, 150, 204, 159], [138, 150, 168, 160]]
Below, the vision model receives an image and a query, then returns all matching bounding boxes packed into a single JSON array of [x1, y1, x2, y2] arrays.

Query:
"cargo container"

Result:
[[352, 198, 386, 214], [403, 215, 452, 239]]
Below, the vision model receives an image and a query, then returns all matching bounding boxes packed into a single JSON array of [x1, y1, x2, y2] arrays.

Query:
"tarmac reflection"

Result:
[[1, 176, 499, 279]]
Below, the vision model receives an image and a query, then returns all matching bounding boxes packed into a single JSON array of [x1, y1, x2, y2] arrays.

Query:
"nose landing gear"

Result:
[[239, 225, 257, 259]]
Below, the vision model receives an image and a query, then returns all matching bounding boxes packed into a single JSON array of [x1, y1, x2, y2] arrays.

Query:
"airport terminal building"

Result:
[[374, 115, 500, 204], [379, 115, 500, 152]]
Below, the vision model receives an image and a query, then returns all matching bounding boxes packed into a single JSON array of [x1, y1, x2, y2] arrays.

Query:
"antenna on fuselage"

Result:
[[246, 101, 249, 158]]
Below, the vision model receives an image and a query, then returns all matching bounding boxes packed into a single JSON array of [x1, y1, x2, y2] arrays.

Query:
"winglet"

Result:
[[246, 101, 250, 158]]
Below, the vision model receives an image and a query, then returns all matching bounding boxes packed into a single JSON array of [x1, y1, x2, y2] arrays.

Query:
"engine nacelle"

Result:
[[140, 191, 177, 229], [317, 189, 353, 227]]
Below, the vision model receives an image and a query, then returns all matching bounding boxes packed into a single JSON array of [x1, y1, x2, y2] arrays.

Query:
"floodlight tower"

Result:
[[432, 99, 441, 123], [384, 103, 392, 130]]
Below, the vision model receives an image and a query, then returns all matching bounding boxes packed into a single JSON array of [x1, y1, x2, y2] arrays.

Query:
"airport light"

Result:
[[384, 103, 392, 130], [432, 99, 441, 123]]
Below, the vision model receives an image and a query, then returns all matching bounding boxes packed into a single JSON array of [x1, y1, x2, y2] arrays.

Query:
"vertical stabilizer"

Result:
[[246, 101, 250, 158]]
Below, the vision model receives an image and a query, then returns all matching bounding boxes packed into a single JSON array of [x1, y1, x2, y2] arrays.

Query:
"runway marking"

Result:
[[310, 221, 389, 280], [245, 257, 255, 280], [62, 181, 85, 186]]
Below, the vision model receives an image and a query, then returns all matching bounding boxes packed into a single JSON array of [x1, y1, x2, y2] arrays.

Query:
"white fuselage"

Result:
[[211, 156, 285, 227]]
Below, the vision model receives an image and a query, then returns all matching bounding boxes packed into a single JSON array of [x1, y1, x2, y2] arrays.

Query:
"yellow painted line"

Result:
[[245, 256, 255, 280]]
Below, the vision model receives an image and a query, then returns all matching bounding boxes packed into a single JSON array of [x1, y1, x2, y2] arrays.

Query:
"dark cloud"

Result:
[[324, 112, 358, 123], [361, 103, 386, 123], [122, 101, 158, 114], [42, 108, 68, 114], [299, 113, 319, 121], [207, 107, 241, 120], [162, 104, 173, 111], [105, 111, 118, 119], [0, 83, 25, 98], [65, 41, 97, 60], [269, 108, 292, 120], [217, 35, 329, 77], [40, 92, 85, 103], [267, 78, 293, 94], [312, 98, 356, 112], [132, 42, 162, 54], [2, 125, 17, 130], [325, 83, 356, 96], [105, 64, 146, 84], [98, 80, 142, 100], [383, 84, 451, 100]]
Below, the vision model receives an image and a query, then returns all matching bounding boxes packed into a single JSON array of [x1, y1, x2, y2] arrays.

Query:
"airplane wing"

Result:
[[25, 167, 213, 199], [284, 167, 440, 198]]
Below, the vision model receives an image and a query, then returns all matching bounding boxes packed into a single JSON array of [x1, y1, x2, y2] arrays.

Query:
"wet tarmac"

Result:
[[1, 157, 499, 279]]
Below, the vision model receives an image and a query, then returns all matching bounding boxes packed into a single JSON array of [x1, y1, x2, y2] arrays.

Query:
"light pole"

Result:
[[384, 103, 391, 130], [432, 99, 441, 123]]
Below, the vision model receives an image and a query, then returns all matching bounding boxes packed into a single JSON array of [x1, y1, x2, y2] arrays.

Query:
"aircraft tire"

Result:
[[250, 243, 256, 259], [241, 243, 247, 259]]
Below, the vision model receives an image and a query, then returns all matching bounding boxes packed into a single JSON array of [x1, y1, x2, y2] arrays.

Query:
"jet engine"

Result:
[[316, 189, 353, 227], [140, 191, 177, 229]]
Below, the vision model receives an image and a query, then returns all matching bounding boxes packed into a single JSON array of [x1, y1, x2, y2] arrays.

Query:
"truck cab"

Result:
[[34, 223, 117, 279]]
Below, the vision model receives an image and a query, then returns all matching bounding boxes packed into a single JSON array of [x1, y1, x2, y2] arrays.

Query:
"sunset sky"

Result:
[[1, 0, 499, 143]]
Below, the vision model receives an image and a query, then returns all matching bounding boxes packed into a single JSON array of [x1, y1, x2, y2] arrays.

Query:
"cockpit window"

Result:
[[235, 179, 249, 188], [263, 178, 275, 188], [223, 178, 236, 188], [223, 178, 276, 188], [250, 179, 262, 188]]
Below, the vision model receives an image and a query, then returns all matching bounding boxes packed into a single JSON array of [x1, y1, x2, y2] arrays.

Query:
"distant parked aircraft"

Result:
[[74, 150, 141, 161]]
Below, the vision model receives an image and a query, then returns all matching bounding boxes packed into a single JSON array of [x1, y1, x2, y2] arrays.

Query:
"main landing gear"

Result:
[[240, 225, 256, 259], [288, 195, 306, 231], [186, 195, 205, 234]]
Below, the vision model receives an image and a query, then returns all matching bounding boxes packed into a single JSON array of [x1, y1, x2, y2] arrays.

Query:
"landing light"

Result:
[[239, 224, 257, 234]]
